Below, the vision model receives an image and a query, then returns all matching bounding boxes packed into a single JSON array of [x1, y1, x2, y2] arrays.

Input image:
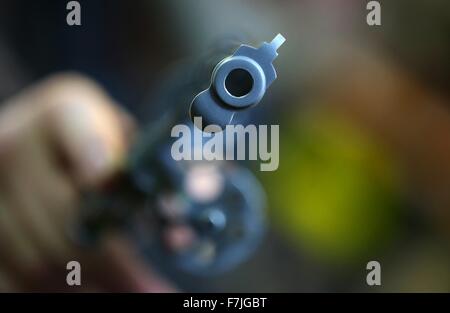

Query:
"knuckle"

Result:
[[42, 71, 106, 106], [44, 71, 96, 91]]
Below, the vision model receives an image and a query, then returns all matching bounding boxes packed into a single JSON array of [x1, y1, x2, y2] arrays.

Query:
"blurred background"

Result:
[[0, 0, 449, 292]]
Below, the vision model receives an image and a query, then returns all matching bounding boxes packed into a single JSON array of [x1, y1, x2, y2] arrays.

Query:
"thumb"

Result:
[[41, 73, 135, 187]]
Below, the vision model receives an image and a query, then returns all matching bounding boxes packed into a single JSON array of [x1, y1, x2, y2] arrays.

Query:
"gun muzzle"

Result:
[[190, 34, 285, 130]]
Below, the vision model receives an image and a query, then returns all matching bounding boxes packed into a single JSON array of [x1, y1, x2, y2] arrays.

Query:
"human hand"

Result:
[[0, 73, 174, 292]]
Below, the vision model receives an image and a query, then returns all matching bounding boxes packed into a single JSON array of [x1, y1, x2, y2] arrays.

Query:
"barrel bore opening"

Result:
[[224, 69, 253, 98]]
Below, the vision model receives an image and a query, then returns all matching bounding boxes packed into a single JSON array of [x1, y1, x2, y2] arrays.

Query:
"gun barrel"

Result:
[[190, 34, 286, 130]]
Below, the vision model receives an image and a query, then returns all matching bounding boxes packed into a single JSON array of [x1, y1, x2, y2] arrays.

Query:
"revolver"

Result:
[[73, 34, 285, 276]]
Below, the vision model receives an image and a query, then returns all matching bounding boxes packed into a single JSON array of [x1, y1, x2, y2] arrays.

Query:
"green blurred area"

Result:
[[263, 109, 404, 264]]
